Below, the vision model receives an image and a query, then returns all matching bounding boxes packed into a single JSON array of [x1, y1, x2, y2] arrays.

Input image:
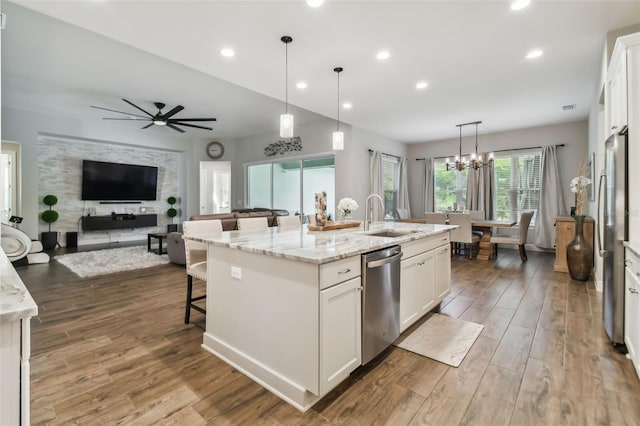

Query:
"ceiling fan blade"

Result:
[[90, 105, 148, 118], [171, 122, 213, 131], [162, 105, 184, 119], [141, 123, 154, 129], [167, 117, 217, 122], [122, 98, 154, 117], [103, 117, 149, 121], [167, 123, 186, 133]]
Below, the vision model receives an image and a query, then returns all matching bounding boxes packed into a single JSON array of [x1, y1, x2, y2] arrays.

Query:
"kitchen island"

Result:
[[0, 250, 38, 425], [185, 221, 454, 411]]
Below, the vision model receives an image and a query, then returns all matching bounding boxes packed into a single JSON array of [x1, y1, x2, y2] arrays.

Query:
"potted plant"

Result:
[[167, 196, 178, 232], [41, 194, 59, 250]]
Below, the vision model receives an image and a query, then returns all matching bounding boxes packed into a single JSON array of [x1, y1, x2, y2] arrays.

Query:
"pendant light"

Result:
[[333, 67, 344, 150], [446, 120, 493, 171], [279, 36, 294, 138]]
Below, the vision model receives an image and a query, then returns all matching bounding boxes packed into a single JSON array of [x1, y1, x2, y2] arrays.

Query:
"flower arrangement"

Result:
[[337, 197, 359, 220], [570, 161, 591, 216]]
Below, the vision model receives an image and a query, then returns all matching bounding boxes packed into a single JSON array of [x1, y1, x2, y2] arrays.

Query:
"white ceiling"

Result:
[[4, 0, 640, 143]]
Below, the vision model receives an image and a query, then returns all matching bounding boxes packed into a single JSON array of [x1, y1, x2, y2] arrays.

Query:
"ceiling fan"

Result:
[[91, 99, 216, 133]]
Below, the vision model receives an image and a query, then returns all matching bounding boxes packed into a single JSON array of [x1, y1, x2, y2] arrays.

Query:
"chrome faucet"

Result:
[[364, 194, 384, 231]]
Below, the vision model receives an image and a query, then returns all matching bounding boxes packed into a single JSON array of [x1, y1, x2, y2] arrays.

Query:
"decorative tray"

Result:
[[307, 221, 361, 231]]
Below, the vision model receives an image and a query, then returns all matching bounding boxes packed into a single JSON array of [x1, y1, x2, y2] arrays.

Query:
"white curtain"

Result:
[[535, 145, 566, 248], [369, 150, 384, 221], [423, 158, 434, 212], [466, 153, 495, 219], [397, 158, 411, 215]]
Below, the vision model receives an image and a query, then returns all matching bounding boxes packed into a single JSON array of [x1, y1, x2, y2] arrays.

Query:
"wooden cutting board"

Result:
[[307, 221, 361, 231]]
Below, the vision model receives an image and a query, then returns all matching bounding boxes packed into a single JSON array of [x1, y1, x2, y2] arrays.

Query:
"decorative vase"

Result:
[[566, 215, 593, 281], [342, 210, 352, 221], [315, 191, 327, 227]]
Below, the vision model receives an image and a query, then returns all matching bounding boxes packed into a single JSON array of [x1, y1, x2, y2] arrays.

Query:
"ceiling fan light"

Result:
[[280, 113, 294, 138], [333, 131, 344, 151], [153, 119, 167, 126]]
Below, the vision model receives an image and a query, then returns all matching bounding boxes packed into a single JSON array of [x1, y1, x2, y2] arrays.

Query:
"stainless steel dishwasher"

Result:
[[361, 245, 402, 365]]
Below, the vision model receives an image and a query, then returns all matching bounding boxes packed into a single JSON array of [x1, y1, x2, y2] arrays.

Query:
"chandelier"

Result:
[[446, 120, 493, 171]]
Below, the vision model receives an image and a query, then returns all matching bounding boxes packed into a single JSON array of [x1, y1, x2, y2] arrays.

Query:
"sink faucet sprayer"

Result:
[[364, 194, 385, 231]]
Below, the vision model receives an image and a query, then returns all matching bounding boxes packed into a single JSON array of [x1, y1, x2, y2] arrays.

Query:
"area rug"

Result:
[[55, 246, 170, 278], [394, 313, 484, 367]]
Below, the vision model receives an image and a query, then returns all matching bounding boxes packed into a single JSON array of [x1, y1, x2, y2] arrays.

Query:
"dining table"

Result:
[[400, 217, 517, 260]]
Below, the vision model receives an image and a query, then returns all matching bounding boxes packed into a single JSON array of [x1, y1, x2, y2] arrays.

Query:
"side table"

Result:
[[148, 232, 168, 255]]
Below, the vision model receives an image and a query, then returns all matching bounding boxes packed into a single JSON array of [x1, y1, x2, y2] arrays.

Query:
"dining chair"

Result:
[[467, 210, 485, 238], [277, 215, 301, 229], [237, 217, 269, 232], [396, 208, 411, 220], [183, 219, 222, 324], [424, 212, 447, 224], [448, 213, 481, 259], [490, 210, 534, 261]]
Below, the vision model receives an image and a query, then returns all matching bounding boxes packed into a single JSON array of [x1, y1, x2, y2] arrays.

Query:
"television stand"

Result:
[[81, 214, 157, 231]]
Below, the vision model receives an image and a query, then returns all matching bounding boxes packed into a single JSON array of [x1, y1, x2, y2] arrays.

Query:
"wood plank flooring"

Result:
[[16, 247, 640, 425]]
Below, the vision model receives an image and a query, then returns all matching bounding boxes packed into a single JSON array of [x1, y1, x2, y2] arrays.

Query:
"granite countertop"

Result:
[[624, 241, 640, 258], [184, 221, 456, 264], [0, 249, 38, 321]]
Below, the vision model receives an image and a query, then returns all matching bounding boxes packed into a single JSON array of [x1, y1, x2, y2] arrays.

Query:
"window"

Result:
[[493, 150, 541, 224], [246, 156, 335, 219], [382, 156, 399, 219], [433, 159, 468, 211]]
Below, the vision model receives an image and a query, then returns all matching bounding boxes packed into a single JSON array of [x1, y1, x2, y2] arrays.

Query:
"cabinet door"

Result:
[[625, 261, 640, 378], [319, 277, 362, 395], [417, 250, 436, 315], [400, 257, 419, 333], [610, 52, 628, 132], [435, 245, 451, 301]]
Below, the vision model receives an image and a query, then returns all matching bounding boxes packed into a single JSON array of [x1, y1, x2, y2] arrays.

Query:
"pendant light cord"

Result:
[[336, 71, 340, 131], [285, 42, 289, 114]]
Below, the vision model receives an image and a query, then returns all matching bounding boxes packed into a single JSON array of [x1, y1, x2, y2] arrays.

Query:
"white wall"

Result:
[[406, 121, 589, 222], [233, 117, 406, 221]]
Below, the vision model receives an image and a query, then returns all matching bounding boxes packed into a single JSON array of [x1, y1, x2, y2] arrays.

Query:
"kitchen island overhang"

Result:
[[184, 222, 455, 411]]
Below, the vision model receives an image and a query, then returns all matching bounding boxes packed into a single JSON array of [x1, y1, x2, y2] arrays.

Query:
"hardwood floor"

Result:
[[16, 247, 640, 425]]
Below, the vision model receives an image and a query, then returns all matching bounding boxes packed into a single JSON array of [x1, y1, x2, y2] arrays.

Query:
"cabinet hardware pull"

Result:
[[357, 286, 363, 292], [626, 260, 633, 266], [630, 288, 638, 294], [417, 260, 425, 266], [338, 268, 351, 274]]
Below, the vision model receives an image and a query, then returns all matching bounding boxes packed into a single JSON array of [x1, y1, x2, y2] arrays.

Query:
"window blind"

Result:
[[493, 150, 541, 224]]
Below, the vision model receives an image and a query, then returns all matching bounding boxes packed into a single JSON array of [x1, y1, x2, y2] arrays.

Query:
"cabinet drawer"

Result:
[[402, 233, 450, 259], [320, 256, 361, 290]]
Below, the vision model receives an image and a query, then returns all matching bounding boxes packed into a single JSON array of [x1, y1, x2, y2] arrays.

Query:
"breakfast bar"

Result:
[[184, 221, 455, 411]]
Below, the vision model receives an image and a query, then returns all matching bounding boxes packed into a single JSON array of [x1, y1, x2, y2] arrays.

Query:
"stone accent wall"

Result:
[[38, 136, 180, 246]]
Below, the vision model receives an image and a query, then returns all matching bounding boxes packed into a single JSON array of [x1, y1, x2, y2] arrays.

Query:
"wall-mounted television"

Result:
[[81, 160, 158, 201]]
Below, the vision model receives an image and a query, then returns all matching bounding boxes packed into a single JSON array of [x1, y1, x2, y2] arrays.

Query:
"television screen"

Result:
[[81, 160, 158, 201]]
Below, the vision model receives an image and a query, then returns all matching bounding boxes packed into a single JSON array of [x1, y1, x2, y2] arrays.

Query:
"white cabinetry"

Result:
[[625, 248, 640, 378], [320, 277, 362, 394], [399, 233, 451, 333], [608, 33, 640, 244]]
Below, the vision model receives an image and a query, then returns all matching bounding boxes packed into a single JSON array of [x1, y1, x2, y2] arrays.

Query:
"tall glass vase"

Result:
[[566, 215, 593, 281]]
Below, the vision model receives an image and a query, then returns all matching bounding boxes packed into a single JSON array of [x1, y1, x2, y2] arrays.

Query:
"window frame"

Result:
[[433, 158, 468, 212], [492, 148, 541, 225]]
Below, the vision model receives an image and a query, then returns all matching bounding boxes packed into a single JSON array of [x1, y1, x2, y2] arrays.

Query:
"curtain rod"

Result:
[[369, 149, 402, 160], [415, 143, 565, 161]]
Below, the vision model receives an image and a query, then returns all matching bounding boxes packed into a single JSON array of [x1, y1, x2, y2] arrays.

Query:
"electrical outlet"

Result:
[[231, 266, 242, 280]]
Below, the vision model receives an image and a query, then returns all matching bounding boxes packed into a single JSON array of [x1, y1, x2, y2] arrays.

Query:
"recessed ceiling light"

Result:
[[416, 81, 429, 90], [342, 102, 352, 109], [376, 51, 390, 61], [220, 48, 235, 58], [306, 0, 324, 7], [525, 49, 543, 59], [510, 0, 531, 10], [296, 81, 308, 89]]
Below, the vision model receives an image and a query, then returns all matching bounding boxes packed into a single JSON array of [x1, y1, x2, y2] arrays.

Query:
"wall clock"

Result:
[[206, 141, 224, 159]]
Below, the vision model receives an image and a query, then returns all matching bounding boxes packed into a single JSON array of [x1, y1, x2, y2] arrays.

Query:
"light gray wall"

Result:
[[406, 120, 589, 220], [233, 116, 405, 221], [1, 106, 225, 239]]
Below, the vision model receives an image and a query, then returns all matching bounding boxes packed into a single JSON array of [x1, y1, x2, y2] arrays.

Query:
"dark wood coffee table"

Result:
[[147, 232, 168, 255]]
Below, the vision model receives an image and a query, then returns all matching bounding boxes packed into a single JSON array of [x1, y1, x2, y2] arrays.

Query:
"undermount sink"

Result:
[[364, 229, 414, 238]]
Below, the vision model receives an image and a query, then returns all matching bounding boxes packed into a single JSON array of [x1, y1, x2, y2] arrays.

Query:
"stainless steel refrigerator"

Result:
[[598, 126, 628, 351]]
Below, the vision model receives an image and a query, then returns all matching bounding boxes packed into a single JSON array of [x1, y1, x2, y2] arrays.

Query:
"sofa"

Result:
[[166, 208, 290, 265]]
